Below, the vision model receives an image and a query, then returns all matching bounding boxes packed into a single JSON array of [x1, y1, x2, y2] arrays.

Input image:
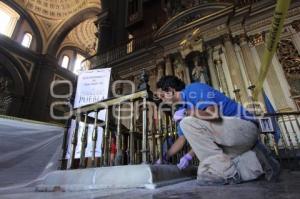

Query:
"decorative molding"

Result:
[[155, 3, 233, 39], [277, 39, 300, 96], [249, 33, 265, 47], [14, 55, 34, 80], [53, 74, 67, 81]]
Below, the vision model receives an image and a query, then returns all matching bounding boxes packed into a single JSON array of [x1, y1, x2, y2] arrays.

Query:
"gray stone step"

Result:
[[36, 165, 197, 192]]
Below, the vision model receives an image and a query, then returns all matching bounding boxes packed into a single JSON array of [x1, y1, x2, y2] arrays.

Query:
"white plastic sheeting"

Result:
[[0, 116, 64, 190]]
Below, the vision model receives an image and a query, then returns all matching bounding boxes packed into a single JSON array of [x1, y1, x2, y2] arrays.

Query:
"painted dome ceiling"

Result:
[[62, 17, 98, 55], [14, 0, 101, 54]]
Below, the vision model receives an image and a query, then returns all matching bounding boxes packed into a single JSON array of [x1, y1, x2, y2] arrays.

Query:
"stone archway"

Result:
[[46, 7, 100, 56]]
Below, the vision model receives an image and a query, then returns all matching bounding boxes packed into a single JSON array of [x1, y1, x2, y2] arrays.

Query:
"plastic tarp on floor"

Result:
[[0, 116, 64, 191]]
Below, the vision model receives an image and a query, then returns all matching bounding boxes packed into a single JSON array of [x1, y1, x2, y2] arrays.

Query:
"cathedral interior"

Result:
[[0, 0, 300, 198]]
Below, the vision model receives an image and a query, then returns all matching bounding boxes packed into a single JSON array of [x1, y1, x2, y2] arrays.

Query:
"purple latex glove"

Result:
[[155, 154, 168, 165], [173, 109, 186, 123], [177, 153, 193, 170]]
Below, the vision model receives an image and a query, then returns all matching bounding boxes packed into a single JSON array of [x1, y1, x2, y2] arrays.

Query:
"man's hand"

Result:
[[173, 108, 186, 122], [177, 153, 193, 170]]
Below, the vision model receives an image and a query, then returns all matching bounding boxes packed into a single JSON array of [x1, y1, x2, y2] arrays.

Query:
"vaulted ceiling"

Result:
[[14, 0, 101, 55], [61, 17, 98, 55]]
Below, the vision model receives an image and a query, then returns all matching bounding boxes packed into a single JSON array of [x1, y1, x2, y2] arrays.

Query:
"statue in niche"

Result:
[[191, 56, 209, 83], [137, 69, 150, 91], [0, 75, 13, 114], [156, 64, 165, 82], [174, 57, 190, 84]]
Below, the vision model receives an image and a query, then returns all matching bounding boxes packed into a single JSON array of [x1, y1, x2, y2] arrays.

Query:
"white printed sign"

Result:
[[66, 68, 111, 159], [74, 68, 111, 108], [259, 117, 274, 133]]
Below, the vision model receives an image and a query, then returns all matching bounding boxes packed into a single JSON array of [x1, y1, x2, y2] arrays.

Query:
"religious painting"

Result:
[[0, 65, 13, 114]]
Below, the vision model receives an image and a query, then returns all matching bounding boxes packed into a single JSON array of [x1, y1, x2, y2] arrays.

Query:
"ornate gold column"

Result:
[[223, 34, 248, 102]]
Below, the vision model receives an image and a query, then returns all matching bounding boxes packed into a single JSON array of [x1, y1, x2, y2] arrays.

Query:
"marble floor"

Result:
[[1, 170, 300, 199]]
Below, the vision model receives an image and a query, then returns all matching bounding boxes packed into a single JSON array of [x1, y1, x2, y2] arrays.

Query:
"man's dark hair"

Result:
[[156, 76, 185, 91]]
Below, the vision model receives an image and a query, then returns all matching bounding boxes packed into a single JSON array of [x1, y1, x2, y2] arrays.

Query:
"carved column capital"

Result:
[[222, 33, 232, 43], [248, 33, 265, 47]]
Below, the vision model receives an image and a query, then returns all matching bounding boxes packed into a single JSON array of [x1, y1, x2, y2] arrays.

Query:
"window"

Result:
[[126, 0, 143, 26], [73, 54, 87, 75], [0, 2, 20, 37], [21, 33, 32, 48], [61, 55, 70, 69]]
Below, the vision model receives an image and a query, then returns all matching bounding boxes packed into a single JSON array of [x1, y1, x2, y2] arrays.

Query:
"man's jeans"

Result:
[[180, 116, 263, 182]]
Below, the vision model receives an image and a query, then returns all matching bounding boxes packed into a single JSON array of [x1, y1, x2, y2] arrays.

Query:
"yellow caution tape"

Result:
[[253, 0, 291, 100]]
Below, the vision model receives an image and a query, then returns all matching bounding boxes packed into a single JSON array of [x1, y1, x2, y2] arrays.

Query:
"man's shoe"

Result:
[[253, 141, 281, 182], [197, 171, 241, 186]]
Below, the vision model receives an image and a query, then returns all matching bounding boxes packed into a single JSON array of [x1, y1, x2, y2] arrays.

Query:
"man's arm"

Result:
[[187, 149, 195, 157], [186, 105, 221, 121], [166, 136, 186, 158]]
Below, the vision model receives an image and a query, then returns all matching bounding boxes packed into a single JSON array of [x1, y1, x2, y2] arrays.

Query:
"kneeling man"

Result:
[[156, 76, 279, 185]]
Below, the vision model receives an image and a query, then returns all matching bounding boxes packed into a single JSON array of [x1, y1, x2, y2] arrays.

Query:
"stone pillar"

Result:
[[239, 34, 265, 105], [219, 47, 235, 99], [223, 34, 248, 102], [96, 0, 112, 53], [97, 0, 128, 53], [239, 34, 258, 86], [212, 47, 229, 96], [234, 44, 249, 92], [207, 46, 219, 89], [165, 56, 173, 76], [255, 43, 291, 111]]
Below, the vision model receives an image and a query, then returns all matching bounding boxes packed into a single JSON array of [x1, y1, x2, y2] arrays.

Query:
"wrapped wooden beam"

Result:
[[156, 107, 163, 162], [102, 108, 109, 166], [115, 103, 122, 165], [68, 114, 81, 169], [61, 120, 71, 170], [91, 111, 98, 167], [142, 97, 148, 163], [129, 100, 135, 164], [79, 114, 89, 168], [287, 115, 300, 149]]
